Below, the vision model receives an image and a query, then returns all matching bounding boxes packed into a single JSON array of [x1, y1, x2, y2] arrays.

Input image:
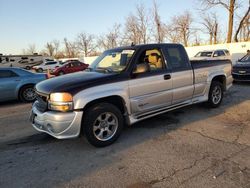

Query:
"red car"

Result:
[[52, 61, 89, 76]]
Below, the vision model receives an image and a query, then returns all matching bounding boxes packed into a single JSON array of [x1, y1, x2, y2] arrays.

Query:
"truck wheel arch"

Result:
[[83, 95, 127, 116], [81, 96, 130, 130], [211, 75, 226, 91]]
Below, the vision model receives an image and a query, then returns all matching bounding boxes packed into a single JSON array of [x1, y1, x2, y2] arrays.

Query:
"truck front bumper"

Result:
[[30, 101, 83, 139]]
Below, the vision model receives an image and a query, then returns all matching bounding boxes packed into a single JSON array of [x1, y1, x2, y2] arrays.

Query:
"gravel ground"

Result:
[[0, 83, 249, 188]]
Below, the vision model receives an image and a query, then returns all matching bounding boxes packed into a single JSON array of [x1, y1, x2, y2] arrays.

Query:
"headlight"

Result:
[[48, 92, 73, 112]]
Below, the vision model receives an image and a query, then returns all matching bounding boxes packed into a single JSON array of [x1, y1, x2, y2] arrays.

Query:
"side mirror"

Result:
[[133, 63, 150, 74]]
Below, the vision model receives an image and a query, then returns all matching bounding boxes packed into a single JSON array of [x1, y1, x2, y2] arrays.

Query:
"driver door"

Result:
[[128, 47, 173, 116]]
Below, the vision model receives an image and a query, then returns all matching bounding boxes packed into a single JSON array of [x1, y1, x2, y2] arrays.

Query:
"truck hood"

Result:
[[233, 63, 250, 68], [35, 71, 127, 96]]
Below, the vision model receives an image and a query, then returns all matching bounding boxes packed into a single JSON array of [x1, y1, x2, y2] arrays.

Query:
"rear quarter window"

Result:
[[0, 70, 19, 78], [164, 46, 190, 71]]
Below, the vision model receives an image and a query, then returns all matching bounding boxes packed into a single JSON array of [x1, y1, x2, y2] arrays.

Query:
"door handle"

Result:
[[164, 74, 171, 80]]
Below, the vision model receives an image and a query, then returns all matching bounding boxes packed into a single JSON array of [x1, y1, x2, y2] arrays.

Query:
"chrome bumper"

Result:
[[30, 101, 83, 139]]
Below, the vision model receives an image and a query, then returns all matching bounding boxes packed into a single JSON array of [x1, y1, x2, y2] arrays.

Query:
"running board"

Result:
[[130, 102, 191, 124]]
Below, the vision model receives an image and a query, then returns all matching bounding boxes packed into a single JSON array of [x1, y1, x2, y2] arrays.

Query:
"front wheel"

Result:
[[207, 81, 223, 108], [82, 103, 124, 147]]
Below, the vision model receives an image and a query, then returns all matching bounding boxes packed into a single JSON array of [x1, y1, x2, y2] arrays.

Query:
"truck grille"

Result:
[[35, 93, 48, 112], [233, 67, 250, 74]]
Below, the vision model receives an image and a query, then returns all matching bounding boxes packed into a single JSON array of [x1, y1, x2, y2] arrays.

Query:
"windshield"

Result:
[[195, 51, 213, 57], [239, 54, 250, 63], [90, 49, 135, 73]]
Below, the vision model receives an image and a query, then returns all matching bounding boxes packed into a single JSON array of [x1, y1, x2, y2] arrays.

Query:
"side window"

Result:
[[72, 62, 80, 67], [0, 70, 18, 78], [164, 46, 189, 71], [213, 51, 225, 57], [46, 62, 56, 65], [137, 48, 164, 72]]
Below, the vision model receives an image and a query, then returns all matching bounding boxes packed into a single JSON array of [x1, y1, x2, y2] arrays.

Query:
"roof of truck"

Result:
[[108, 43, 184, 51]]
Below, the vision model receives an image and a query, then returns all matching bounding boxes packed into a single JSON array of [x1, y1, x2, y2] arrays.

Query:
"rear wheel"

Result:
[[19, 85, 36, 102], [37, 68, 43, 73], [82, 103, 124, 147], [207, 81, 223, 108]]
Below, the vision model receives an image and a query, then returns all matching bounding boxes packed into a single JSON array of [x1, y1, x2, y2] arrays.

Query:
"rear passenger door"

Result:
[[66, 62, 76, 73], [129, 47, 173, 115], [163, 45, 194, 104], [0, 70, 19, 101]]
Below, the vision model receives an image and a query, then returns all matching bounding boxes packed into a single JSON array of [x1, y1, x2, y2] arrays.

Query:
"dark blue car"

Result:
[[0, 68, 47, 102], [232, 54, 250, 82]]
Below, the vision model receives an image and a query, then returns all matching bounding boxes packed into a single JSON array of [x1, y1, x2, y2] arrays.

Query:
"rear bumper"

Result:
[[30, 101, 83, 139]]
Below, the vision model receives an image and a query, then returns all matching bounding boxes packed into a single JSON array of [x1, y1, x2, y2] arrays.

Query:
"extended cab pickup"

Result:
[[30, 44, 233, 147]]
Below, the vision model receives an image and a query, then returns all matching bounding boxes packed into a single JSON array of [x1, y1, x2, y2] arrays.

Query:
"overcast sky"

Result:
[[0, 0, 248, 54]]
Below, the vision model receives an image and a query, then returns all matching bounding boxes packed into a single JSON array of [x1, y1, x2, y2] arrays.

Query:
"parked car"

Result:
[[0, 68, 47, 102], [30, 43, 233, 147], [191, 49, 230, 60], [51, 60, 89, 76], [33, 61, 61, 73], [232, 54, 250, 82]]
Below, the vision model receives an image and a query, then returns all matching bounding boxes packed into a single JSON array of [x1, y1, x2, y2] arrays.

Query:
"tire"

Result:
[[19, 85, 36, 102], [82, 103, 124, 147], [26, 66, 31, 70], [58, 71, 65, 75], [37, 68, 43, 73], [207, 81, 223, 108]]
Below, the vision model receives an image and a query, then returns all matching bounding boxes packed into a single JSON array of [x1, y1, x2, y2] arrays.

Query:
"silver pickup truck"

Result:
[[30, 44, 233, 147]]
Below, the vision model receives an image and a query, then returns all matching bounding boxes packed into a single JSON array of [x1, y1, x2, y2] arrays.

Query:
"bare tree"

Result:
[[152, 0, 166, 43], [23, 44, 36, 55], [193, 31, 202, 45], [234, 2, 250, 42], [200, 0, 237, 43], [239, 13, 250, 41], [136, 3, 150, 44], [201, 13, 219, 44], [124, 3, 150, 44], [77, 32, 96, 57], [63, 38, 78, 58], [168, 11, 193, 47], [52, 40, 60, 57], [98, 24, 121, 50], [44, 40, 60, 57], [45, 42, 55, 57], [124, 14, 140, 45], [165, 26, 181, 43]]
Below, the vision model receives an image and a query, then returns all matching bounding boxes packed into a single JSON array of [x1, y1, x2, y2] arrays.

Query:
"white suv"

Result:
[[33, 61, 61, 72], [191, 49, 231, 60]]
